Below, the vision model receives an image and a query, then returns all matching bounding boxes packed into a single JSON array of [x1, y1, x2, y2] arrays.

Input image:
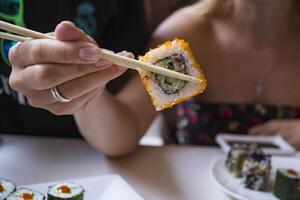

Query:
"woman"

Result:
[[0, 0, 190, 137], [8, 0, 300, 156], [3, 0, 193, 153], [156, 0, 300, 148], [155, 0, 300, 147]]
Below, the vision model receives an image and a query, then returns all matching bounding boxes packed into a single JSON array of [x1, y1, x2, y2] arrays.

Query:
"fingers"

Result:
[[9, 47, 131, 115], [16, 62, 127, 107], [10, 61, 112, 91], [277, 128, 300, 149], [9, 20, 101, 68], [9, 51, 130, 92], [44, 88, 102, 115], [10, 66, 126, 107], [248, 120, 280, 135], [9, 39, 102, 68], [52, 65, 126, 100], [249, 119, 300, 150], [54, 21, 90, 42], [288, 136, 300, 150]]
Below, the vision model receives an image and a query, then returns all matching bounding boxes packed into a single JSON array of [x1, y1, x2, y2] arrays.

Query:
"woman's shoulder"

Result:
[[150, 6, 213, 47]]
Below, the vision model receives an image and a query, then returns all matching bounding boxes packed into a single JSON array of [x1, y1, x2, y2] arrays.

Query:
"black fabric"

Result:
[[0, 0, 148, 137]]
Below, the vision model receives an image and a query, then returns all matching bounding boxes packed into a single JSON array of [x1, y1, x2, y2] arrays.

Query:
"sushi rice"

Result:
[[7, 188, 45, 200], [0, 179, 16, 200], [241, 151, 271, 191], [47, 182, 84, 200]]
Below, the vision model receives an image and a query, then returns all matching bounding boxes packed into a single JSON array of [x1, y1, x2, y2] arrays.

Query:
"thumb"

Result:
[[54, 21, 89, 42]]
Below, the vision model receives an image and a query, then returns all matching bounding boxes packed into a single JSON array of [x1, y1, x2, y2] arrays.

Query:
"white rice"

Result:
[[7, 188, 44, 200], [48, 182, 83, 198]]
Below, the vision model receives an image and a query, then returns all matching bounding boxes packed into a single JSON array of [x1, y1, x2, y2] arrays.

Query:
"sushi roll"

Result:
[[0, 179, 16, 200], [225, 143, 250, 177], [273, 168, 300, 200], [138, 39, 207, 111], [7, 188, 45, 200], [241, 152, 271, 191], [47, 182, 84, 200]]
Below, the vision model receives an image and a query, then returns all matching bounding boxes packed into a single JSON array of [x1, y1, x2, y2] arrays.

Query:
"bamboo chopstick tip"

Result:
[[191, 77, 202, 84]]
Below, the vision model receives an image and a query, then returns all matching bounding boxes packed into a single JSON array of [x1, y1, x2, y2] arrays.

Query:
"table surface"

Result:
[[1, 135, 299, 200]]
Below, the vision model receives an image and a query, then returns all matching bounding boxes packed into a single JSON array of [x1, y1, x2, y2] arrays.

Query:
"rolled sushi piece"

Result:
[[241, 152, 271, 191], [47, 182, 84, 200], [0, 179, 16, 200], [138, 39, 207, 111], [273, 168, 300, 200], [225, 144, 250, 177], [7, 188, 45, 200]]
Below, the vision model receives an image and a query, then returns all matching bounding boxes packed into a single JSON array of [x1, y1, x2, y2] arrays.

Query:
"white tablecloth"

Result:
[[0, 135, 299, 200]]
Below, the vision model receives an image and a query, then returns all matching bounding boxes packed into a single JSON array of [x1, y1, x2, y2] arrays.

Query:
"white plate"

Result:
[[24, 175, 144, 200], [210, 157, 300, 200]]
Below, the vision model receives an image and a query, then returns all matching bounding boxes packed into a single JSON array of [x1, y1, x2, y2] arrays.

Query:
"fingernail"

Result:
[[95, 59, 112, 67], [127, 52, 134, 59], [79, 46, 101, 61], [61, 21, 76, 27], [118, 51, 135, 59]]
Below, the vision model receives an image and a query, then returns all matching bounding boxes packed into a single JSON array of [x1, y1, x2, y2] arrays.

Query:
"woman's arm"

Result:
[[75, 75, 156, 157], [74, 8, 208, 156]]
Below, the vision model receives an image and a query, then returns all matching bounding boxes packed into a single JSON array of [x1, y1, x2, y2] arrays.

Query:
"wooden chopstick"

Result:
[[0, 20, 53, 40], [0, 20, 201, 83], [0, 32, 28, 42]]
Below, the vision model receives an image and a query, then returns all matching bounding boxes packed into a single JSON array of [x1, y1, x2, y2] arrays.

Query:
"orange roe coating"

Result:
[[138, 39, 207, 111], [58, 185, 71, 193], [20, 192, 33, 200]]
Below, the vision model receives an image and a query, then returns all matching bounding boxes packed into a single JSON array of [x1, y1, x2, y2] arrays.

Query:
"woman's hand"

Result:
[[8, 21, 132, 115], [249, 119, 300, 150]]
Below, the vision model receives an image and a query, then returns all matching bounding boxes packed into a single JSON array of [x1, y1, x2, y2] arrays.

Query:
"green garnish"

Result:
[[154, 54, 187, 94]]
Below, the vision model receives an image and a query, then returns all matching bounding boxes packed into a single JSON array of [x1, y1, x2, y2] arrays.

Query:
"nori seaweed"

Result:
[[47, 192, 84, 200], [273, 169, 300, 200]]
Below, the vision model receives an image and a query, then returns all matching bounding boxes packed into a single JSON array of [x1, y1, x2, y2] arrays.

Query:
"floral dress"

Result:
[[175, 100, 300, 145]]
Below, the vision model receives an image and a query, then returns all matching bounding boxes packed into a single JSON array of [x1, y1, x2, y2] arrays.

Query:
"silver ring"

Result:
[[50, 86, 72, 103]]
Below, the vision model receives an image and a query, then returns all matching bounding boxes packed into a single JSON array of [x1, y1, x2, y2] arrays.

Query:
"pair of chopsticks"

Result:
[[0, 20, 201, 83]]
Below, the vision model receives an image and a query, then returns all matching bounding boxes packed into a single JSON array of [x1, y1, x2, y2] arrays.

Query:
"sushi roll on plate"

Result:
[[241, 152, 272, 191], [0, 179, 16, 200], [7, 188, 45, 200], [225, 143, 249, 177], [139, 39, 207, 111], [47, 182, 84, 200], [273, 168, 300, 200]]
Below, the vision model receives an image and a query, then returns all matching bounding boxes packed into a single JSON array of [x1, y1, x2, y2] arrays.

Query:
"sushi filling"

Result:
[[58, 186, 71, 194], [48, 182, 84, 199], [7, 188, 45, 200], [287, 169, 298, 178], [0, 184, 3, 192], [20, 193, 33, 199], [154, 54, 187, 94]]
